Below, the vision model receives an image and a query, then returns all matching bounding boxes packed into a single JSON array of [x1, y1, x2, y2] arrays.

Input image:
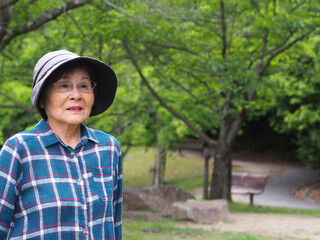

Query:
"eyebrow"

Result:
[[58, 76, 91, 81]]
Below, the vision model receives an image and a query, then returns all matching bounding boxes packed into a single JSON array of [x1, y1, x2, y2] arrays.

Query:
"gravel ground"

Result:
[[182, 213, 320, 240]]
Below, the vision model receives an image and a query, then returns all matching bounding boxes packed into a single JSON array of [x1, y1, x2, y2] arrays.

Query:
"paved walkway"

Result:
[[233, 160, 320, 209]]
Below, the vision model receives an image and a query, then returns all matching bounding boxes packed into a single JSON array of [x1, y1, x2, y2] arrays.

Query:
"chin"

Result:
[[65, 116, 89, 125]]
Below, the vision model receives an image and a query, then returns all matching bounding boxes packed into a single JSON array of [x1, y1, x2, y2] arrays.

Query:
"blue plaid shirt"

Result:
[[0, 120, 122, 240]]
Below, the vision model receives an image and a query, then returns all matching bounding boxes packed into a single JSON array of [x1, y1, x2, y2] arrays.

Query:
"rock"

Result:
[[123, 186, 195, 214], [170, 199, 230, 223]]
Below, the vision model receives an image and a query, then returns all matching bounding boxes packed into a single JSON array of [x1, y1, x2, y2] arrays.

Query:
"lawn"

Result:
[[123, 217, 271, 240], [123, 147, 212, 193]]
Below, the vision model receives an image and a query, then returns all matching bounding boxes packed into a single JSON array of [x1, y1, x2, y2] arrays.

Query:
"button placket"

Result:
[[69, 150, 89, 238]]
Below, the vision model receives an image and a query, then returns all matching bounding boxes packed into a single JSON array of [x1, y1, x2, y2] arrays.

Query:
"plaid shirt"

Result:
[[0, 120, 123, 240]]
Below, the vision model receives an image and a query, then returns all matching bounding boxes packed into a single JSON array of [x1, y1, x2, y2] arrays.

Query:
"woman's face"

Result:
[[41, 67, 95, 129]]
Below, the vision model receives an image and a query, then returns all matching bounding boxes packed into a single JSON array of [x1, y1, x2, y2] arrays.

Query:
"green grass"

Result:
[[123, 217, 272, 240], [229, 201, 320, 217], [124, 147, 212, 192]]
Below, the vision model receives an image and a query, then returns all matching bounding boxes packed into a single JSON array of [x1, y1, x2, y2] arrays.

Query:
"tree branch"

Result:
[[226, 109, 245, 146], [138, 0, 180, 19], [0, 91, 37, 114], [141, 43, 219, 112], [144, 41, 198, 55], [250, 31, 294, 70], [141, 42, 217, 104], [220, 1, 227, 59], [0, 104, 35, 113], [250, 0, 261, 14], [0, 0, 18, 10], [0, 0, 91, 51], [65, 12, 88, 39], [152, 66, 217, 112], [103, 0, 147, 23], [0, 4, 12, 41], [122, 40, 216, 147], [258, 26, 317, 76]]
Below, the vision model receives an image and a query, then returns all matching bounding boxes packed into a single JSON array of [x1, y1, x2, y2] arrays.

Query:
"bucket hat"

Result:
[[31, 50, 117, 117]]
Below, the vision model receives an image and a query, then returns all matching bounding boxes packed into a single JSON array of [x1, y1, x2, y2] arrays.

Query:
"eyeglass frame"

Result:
[[52, 80, 97, 93]]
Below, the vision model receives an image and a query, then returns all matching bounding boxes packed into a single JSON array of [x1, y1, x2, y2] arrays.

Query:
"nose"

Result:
[[69, 84, 82, 99]]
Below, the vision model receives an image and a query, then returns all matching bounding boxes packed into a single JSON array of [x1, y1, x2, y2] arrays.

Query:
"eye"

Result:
[[79, 82, 90, 90], [55, 81, 71, 89], [53, 81, 70, 89], [60, 83, 70, 89]]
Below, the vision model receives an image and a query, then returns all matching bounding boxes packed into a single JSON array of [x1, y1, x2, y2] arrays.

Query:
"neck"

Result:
[[47, 120, 81, 149]]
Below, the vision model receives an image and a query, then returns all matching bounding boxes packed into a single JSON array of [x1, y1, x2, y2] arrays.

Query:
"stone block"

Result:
[[123, 186, 195, 214], [170, 199, 230, 223]]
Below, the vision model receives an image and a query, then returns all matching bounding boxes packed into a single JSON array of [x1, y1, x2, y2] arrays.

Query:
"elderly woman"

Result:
[[0, 50, 122, 240]]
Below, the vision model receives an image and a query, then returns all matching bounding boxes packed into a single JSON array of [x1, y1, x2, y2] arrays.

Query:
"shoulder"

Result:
[[0, 128, 38, 161], [87, 128, 121, 148], [4, 128, 38, 149], [4, 120, 48, 149]]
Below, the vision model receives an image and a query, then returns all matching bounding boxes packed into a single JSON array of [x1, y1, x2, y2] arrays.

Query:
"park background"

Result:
[[1, 1, 320, 239]]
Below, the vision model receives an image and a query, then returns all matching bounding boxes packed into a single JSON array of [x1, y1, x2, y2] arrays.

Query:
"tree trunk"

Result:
[[154, 113, 167, 186], [203, 146, 212, 200], [203, 155, 210, 199], [210, 139, 231, 200], [154, 144, 166, 186]]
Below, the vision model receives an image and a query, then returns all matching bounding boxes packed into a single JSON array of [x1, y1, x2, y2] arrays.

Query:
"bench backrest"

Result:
[[178, 139, 204, 151], [232, 172, 268, 190]]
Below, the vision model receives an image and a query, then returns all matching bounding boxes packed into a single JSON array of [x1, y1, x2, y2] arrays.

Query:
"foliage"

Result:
[[0, 0, 91, 141], [1, 0, 320, 197], [113, 0, 320, 198], [265, 35, 320, 169], [0, 80, 38, 142]]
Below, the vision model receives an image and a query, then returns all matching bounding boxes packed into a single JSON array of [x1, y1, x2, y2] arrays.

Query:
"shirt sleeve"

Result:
[[113, 147, 123, 240], [0, 139, 21, 239]]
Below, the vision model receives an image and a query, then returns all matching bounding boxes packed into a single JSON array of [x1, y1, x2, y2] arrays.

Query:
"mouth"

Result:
[[67, 106, 83, 111]]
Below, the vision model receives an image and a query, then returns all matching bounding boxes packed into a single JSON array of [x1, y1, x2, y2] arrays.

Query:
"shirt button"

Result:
[[84, 229, 89, 234], [70, 152, 75, 156], [77, 178, 82, 183]]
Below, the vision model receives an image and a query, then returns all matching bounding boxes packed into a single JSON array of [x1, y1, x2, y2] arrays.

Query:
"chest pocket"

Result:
[[92, 167, 113, 201]]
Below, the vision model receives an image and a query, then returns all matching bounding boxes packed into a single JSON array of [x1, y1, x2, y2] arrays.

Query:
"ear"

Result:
[[39, 100, 45, 109]]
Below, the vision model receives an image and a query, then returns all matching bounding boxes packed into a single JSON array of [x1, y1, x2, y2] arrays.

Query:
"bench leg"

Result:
[[249, 194, 254, 207]]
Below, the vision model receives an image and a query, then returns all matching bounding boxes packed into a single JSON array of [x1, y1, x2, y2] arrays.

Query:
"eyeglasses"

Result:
[[53, 80, 97, 93]]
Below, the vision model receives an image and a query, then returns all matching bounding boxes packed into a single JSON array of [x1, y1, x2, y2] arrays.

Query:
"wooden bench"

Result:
[[178, 139, 204, 155], [231, 172, 269, 206]]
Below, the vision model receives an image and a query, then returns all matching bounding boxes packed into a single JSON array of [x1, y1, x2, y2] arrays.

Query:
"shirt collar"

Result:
[[80, 123, 99, 145], [35, 119, 98, 148]]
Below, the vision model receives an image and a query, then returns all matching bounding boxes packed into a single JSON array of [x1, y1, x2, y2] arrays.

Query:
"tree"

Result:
[[118, 0, 319, 199], [0, 0, 90, 51], [0, 0, 91, 138], [75, 1, 192, 185]]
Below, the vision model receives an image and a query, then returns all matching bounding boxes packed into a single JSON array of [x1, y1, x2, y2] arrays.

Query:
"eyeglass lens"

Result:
[[54, 80, 96, 93]]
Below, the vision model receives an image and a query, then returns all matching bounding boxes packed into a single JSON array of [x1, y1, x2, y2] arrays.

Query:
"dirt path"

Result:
[[183, 213, 320, 240], [217, 213, 320, 240]]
